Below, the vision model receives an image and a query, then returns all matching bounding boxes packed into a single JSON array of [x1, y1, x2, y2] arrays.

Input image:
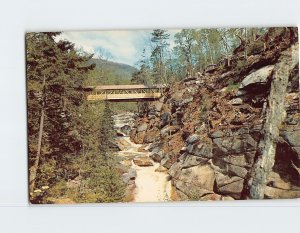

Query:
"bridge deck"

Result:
[[86, 85, 165, 102]]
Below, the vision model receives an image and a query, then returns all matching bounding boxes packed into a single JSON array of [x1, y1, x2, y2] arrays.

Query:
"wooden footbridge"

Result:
[[85, 84, 166, 102]]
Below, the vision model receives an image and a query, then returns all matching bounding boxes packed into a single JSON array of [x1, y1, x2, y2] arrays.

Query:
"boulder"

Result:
[[160, 112, 171, 128], [280, 129, 300, 147], [150, 151, 165, 163], [210, 130, 224, 138], [120, 125, 131, 135], [188, 142, 213, 159], [155, 165, 168, 172], [161, 154, 175, 169], [227, 164, 248, 178], [168, 162, 182, 179], [148, 141, 162, 152], [229, 98, 243, 105], [174, 180, 213, 199], [239, 65, 274, 90], [186, 134, 200, 144], [177, 164, 215, 192], [213, 134, 257, 156], [160, 125, 179, 138], [137, 123, 148, 132], [181, 155, 208, 169], [143, 127, 160, 143], [215, 173, 244, 199], [267, 172, 292, 190], [264, 186, 300, 199], [116, 137, 132, 150], [133, 156, 153, 167], [222, 152, 255, 168], [122, 168, 137, 183], [132, 131, 146, 144]]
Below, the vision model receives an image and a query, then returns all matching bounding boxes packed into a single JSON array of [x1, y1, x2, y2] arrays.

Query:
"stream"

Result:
[[113, 112, 172, 202]]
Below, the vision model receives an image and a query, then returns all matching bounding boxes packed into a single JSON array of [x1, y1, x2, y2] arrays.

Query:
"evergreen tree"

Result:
[[98, 101, 116, 157], [27, 32, 95, 193]]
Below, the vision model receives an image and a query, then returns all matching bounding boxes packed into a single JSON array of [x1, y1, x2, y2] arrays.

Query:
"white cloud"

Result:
[[56, 29, 180, 66]]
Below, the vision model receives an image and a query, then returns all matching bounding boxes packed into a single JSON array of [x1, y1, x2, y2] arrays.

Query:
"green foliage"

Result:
[[84, 58, 137, 86], [150, 29, 170, 84], [87, 157, 126, 203], [225, 79, 240, 95], [27, 33, 126, 204], [99, 102, 117, 156], [247, 40, 265, 55], [236, 59, 247, 72]]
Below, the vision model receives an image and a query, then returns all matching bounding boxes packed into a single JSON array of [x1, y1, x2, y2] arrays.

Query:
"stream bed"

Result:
[[113, 112, 172, 202]]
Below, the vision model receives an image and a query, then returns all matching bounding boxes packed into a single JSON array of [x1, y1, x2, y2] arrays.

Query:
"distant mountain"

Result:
[[88, 58, 137, 84]]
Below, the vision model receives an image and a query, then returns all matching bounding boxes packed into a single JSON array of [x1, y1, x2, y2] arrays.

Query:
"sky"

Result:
[[57, 29, 180, 67]]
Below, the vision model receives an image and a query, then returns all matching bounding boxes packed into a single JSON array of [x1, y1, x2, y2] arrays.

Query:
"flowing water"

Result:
[[113, 113, 172, 202]]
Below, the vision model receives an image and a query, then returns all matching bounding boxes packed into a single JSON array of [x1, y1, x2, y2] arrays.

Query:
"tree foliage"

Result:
[[27, 32, 125, 203]]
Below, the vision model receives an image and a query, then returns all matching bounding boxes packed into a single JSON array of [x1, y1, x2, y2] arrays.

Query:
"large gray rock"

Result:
[[181, 155, 208, 169], [120, 125, 131, 135], [177, 164, 215, 192], [222, 152, 255, 168], [186, 134, 200, 144], [213, 134, 257, 155], [133, 156, 153, 167], [122, 168, 137, 183], [174, 180, 214, 199], [280, 129, 300, 147], [160, 125, 179, 138], [143, 127, 160, 143], [150, 151, 165, 163], [161, 154, 175, 169], [160, 112, 171, 128], [210, 130, 224, 138], [239, 65, 274, 90], [188, 142, 213, 159], [229, 98, 243, 105], [137, 123, 148, 132], [168, 162, 182, 179], [264, 186, 300, 199], [215, 172, 244, 199]]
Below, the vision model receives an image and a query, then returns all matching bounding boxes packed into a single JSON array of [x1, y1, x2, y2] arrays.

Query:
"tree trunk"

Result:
[[245, 43, 299, 199], [29, 75, 46, 193]]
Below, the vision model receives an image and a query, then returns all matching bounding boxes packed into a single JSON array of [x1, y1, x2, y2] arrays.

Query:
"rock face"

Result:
[[130, 28, 299, 200]]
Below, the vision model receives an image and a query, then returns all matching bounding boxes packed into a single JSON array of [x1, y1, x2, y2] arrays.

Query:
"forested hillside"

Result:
[[85, 58, 137, 85]]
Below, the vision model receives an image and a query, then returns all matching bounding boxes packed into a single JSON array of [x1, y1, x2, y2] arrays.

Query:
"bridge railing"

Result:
[[87, 92, 162, 101]]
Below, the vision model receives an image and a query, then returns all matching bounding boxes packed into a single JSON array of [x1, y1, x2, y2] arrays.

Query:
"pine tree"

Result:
[[27, 32, 95, 193], [98, 101, 116, 157]]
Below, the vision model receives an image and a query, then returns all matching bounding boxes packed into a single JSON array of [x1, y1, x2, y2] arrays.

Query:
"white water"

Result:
[[113, 113, 171, 202]]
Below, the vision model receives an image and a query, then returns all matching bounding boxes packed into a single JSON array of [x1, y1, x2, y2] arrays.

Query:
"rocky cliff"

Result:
[[130, 27, 300, 200]]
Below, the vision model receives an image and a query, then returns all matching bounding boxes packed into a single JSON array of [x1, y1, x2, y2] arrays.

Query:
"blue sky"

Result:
[[58, 30, 180, 66]]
